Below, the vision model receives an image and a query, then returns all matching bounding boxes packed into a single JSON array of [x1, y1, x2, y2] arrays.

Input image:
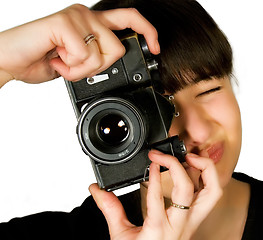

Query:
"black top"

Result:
[[232, 173, 263, 240], [0, 172, 262, 239]]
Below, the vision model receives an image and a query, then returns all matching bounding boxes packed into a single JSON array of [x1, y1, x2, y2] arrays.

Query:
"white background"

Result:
[[0, 0, 262, 222]]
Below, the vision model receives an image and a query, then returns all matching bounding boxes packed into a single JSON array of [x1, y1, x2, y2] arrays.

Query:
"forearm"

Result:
[[0, 32, 14, 88]]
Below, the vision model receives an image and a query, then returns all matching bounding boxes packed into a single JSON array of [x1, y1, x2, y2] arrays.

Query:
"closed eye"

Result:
[[197, 86, 222, 97]]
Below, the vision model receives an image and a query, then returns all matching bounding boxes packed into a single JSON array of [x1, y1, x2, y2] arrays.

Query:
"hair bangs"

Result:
[[152, 1, 233, 93], [92, 0, 233, 93]]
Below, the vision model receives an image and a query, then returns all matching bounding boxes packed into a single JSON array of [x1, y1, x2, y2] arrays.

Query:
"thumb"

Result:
[[89, 184, 134, 237]]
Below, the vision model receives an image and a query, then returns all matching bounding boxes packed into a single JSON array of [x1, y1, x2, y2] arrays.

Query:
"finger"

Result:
[[182, 154, 223, 235], [149, 150, 193, 229], [182, 162, 202, 192], [145, 163, 166, 222], [181, 150, 209, 193], [186, 153, 222, 195], [93, 8, 160, 55], [186, 153, 222, 215], [149, 150, 194, 205], [49, 18, 91, 67], [50, 41, 103, 81], [89, 184, 134, 237], [50, 11, 125, 80], [48, 8, 104, 79]]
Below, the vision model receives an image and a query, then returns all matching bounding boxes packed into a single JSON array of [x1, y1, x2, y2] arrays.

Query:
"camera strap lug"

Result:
[[143, 165, 150, 182]]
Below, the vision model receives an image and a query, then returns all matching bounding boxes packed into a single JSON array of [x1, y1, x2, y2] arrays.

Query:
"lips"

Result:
[[207, 142, 224, 164]]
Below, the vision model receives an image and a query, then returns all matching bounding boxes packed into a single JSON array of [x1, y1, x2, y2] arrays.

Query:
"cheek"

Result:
[[168, 117, 178, 136], [211, 95, 242, 186], [212, 94, 242, 142]]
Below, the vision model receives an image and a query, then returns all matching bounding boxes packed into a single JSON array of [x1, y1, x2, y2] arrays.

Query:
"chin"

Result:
[[216, 154, 239, 189]]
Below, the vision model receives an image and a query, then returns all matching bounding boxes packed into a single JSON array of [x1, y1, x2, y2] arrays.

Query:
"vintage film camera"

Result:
[[65, 33, 186, 191]]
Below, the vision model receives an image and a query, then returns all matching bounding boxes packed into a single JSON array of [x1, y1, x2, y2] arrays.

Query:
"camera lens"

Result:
[[77, 97, 146, 164], [98, 114, 129, 145]]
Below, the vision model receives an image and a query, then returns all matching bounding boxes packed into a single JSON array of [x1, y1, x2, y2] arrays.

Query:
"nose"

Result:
[[170, 105, 212, 148]]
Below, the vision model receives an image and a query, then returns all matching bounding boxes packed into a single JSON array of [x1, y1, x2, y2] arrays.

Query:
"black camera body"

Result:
[[65, 33, 186, 191]]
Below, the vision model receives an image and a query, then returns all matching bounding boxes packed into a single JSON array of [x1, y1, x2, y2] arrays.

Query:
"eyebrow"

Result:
[[168, 76, 225, 94]]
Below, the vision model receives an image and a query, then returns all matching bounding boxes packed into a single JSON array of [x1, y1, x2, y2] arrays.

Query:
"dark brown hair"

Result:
[[92, 0, 233, 93]]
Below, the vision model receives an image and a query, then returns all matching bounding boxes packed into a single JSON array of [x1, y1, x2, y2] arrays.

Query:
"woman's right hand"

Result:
[[0, 4, 160, 87], [89, 151, 223, 240]]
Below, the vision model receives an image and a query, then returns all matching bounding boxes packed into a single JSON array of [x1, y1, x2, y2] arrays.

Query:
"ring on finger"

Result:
[[84, 34, 96, 45], [170, 202, 191, 210]]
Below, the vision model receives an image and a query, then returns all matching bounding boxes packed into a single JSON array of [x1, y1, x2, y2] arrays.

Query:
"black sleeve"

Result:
[[0, 195, 110, 240]]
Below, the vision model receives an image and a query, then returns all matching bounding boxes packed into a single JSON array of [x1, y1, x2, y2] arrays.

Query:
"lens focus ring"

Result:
[[77, 97, 146, 164]]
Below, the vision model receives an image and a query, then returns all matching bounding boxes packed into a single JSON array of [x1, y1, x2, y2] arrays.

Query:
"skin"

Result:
[[0, 4, 249, 240], [139, 77, 248, 239], [90, 77, 247, 240], [0, 4, 160, 87], [150, 77, 242, 196]]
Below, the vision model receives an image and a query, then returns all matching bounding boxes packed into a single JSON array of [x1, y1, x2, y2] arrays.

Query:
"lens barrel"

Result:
[[77, 97, 146, 164]]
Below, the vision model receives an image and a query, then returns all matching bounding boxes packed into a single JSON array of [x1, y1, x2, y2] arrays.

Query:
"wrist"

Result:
[[0, 68, 14, 88]]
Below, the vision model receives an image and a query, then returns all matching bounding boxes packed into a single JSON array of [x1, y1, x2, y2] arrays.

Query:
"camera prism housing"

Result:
[[65, 33, 186, 191]]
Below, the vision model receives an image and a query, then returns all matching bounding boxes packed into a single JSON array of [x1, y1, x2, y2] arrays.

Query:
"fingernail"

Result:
[[149, 149, 164, 155], [186, 153, 199, 158], [88, 184, 96, 195], [155, 40, 161, 54]]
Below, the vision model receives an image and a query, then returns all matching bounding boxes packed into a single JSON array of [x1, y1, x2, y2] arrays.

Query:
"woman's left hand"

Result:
[[89, 150, 222, 240]]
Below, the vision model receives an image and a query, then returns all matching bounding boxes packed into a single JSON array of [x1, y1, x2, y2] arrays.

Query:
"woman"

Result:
[[0, 0, 262, 239]]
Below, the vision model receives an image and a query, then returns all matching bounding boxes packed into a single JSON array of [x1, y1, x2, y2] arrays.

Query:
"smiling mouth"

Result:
[[207, 142, 224, 164]]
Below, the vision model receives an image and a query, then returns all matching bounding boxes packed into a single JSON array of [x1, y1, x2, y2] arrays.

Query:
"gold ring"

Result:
[[84, 34, 96, 45], [170, 202, 191, 210]]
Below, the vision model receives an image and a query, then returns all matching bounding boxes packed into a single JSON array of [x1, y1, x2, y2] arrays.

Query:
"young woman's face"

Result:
[[159, 77, 242, 197]]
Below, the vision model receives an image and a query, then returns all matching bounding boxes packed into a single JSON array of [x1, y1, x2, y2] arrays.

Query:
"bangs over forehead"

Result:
[[92, 0, 233, 93], [153, 0, 233, 93]]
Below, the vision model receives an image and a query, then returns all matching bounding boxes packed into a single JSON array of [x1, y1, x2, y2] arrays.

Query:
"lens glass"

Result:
[[98, 114, 129, 145]]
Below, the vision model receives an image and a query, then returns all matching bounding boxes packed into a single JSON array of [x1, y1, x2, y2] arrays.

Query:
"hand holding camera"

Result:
[[0, 4, 160, 87]]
